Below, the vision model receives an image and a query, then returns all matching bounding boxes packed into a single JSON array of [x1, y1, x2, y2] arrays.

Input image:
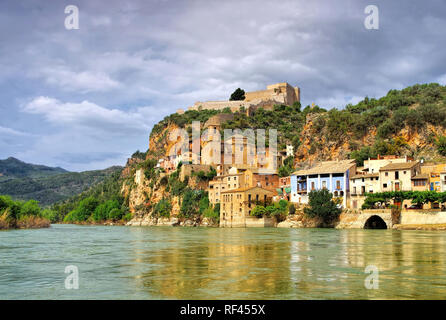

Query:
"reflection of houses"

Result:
[[220, 186, 275, 227], [290, 160, 356, 207]]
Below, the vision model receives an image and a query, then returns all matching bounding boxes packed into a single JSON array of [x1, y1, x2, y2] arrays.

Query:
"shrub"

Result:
[[436, 136, 446, 156], [153, 198, 172, 217], [304, 189, 341, 223], [108, 208, 122, 221], [20, 200, 41, 217], [250, 205, 267, 217], [288, 204, 296, 215]]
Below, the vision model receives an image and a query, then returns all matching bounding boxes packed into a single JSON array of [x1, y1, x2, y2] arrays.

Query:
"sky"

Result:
[[1, 0, 445, 171]]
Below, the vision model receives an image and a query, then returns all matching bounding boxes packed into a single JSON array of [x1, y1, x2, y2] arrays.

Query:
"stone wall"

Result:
[[399, 210, 446, 224], [180, 164, 213, 181]]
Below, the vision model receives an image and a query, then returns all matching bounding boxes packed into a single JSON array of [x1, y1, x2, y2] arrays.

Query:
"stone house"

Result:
[[290, 160, 356, 208], [220, 186, 275, 228]]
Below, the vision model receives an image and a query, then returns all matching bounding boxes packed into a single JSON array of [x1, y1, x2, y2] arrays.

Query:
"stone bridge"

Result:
[[338, 209, 396, 229]]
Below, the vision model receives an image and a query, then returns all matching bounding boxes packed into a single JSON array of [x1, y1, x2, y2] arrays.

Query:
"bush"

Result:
[[436, 136, 446, 156], [20, 200, 41, 217], [304, 189, 341, 223], [250, 205, 267, 217], [108, 208, 122, 221], [153, 198, 172, 217], [289, 204, 296, 215]]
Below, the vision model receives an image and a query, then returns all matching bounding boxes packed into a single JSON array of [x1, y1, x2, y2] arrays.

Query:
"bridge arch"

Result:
[[364, 215, 387, 229]]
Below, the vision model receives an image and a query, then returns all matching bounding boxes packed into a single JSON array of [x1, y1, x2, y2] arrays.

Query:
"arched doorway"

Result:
[[364, 215, 387, 229]]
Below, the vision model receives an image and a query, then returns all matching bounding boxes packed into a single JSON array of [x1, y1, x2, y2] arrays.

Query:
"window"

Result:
[[383, 183, 388, 188], [385, 172, 388, 177], [414, 180, 426, 186], [353, 187, 357, 194], [395, 171, 399, 179]]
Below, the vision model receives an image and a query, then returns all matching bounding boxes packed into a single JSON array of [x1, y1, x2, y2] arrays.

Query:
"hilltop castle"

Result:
[[176, 82, 300, 115]]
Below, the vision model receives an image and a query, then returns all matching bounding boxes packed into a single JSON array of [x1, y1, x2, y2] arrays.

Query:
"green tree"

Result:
[[229, 88, 245, 101], [20, 200, 41, 217], [436, 136, 446, 156], [304, 189, 341, 223], [108, 208, 122, 221], [153, 198, 172, 217], [250, 205, 267, 217]]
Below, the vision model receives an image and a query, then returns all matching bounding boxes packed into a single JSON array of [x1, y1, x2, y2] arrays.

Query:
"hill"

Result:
[[47, 83, 446, 224], [0, 157, 67, 181], [0, 158, 123, 206]]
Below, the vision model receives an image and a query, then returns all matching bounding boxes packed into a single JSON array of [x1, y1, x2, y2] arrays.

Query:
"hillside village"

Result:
[[121, 82, 446, 229]]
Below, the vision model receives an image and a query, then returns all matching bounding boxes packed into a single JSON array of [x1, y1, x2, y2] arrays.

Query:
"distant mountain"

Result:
[[0, 157, 123, 206], [0, 157, 68, 181]]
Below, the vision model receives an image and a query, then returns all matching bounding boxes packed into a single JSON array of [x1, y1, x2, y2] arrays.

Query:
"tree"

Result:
[[108, 208, 122, 221], [229, 88, 245, 101], [304, 189, 341, 223], [436, 136, 446, 156], [20, 200, 41, 217], [153, 199, 172, 217], [250, 205, 267, 217]]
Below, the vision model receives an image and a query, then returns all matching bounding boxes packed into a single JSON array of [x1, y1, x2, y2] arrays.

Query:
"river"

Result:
[[1, 224, 445, 299]]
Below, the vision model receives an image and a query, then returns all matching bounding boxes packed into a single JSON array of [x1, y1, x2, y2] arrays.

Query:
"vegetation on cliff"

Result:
[[49, 169, 130, 223], [0, 195, 50, 230], [0, 158, 123, 207]]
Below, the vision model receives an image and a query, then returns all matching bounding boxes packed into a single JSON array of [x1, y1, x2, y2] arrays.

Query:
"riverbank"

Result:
[[0, 214, 50, 230], [393, 223, 446, 230], [61, 219, 129, 226]]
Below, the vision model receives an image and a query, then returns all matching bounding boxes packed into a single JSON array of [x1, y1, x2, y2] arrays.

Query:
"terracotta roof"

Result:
[[292, 160, 356, 176], [221, 186, 275, 194], [411, 173, 429, 180], [379, 161, 419, 171], [350, 173, 379, 179]]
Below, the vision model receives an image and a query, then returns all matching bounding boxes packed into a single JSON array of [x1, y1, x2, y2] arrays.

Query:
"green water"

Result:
[[1, 224, 446, 299]]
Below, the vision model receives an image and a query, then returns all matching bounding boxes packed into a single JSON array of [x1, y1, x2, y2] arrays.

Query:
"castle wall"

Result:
[[176, 83, 300, 114]]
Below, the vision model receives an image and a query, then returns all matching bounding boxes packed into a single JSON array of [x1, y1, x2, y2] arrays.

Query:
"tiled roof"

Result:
[[221, 186, 275, 194], [379, 161, 419, 171], [350, 173, 379, 179], [292, 160, 356, 176], [411, 173, 429, 180]]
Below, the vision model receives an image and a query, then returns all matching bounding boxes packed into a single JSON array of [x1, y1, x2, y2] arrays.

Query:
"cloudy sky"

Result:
[[1, 0, 445, 171]]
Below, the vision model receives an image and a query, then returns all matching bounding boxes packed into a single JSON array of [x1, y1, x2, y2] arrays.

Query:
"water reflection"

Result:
[[132, 228, 446, 299], [2, 225, 446, 299]]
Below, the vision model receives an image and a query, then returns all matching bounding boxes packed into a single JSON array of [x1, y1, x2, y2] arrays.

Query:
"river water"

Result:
[[1, 224, 446, 299]]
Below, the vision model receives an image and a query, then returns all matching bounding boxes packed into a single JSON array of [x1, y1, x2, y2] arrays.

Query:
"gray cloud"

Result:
[[1, 0, 445, 170]]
